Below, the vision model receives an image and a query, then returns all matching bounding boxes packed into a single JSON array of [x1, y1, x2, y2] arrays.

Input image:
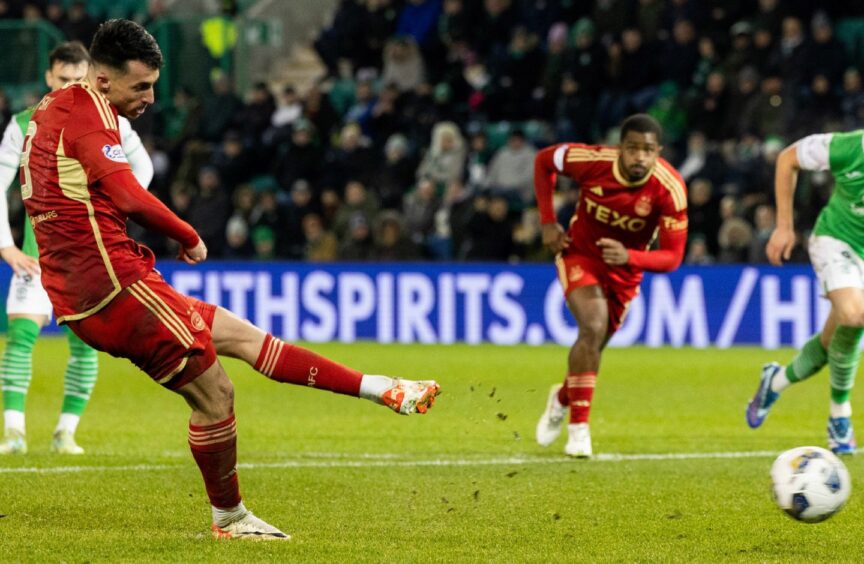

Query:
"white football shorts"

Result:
[[808, 234, 864, 295], [6, 271, 53, 319]]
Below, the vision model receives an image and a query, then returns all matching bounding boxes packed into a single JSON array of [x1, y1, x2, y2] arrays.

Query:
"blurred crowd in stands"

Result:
[[3, 0, 864, 265]]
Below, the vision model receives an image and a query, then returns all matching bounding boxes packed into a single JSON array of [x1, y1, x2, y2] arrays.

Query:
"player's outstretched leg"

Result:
[[52, 328, 98, 454], [536, 383, 567, 446], [0, 318, 40, 455], [748, 334, 829, 429], [210, 307, 440, 415], [179, 361, 289, 541]]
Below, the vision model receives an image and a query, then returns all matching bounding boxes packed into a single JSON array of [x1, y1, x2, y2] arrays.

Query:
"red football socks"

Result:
[[188, 414, 241, 509], [254, 334, 362, 396], [566, 372, 596, 424]]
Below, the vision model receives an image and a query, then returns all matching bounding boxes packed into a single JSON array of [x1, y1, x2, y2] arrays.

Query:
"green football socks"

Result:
[[828, 326, 863, 405], [784, 333, 828, 384], [58, 328, 98, 428], [1, 318, 40, 430]]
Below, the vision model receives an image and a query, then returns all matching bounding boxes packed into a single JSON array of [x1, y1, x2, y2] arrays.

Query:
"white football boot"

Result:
[[212, 511, 291, 541], [536, 384, 567, 446], [51, 430, 84, 455], [0, 429, 27, 455], [564, 423, 592, 458]]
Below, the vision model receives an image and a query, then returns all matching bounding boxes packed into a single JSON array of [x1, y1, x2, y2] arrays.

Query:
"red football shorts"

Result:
[[67, 271, 217, 390], [554, 253, 640, 333]]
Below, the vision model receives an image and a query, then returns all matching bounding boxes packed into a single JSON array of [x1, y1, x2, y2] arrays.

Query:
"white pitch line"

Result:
[[0, 450, 780, 475]]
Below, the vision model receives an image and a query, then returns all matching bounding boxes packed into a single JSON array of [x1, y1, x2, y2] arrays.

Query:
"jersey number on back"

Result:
[[20, 121, 37, 200]]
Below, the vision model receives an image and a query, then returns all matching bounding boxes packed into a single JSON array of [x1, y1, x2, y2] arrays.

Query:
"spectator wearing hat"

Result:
[[252, 226, 277, 260], [324, 123, 377, 190], [224, 216, 254, 259], [272, 118, 324, 193], [416, 121, 466, 191], [372, 211, 420, 261], [332, 180, 379, 240], [722, 21, 756, 82], [339, 212, 375, 261], [803, 13, 847, 86], [381, 37, 426, 93], [371, 133, 419, 210]]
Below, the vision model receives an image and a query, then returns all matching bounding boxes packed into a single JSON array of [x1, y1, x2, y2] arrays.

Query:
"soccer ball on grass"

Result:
[[770, 446, 851, 523]]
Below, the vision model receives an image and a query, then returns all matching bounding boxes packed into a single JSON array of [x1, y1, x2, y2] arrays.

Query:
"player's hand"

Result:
[[0, 246, 40, 277], [765, 227, 796, 266], [597, 238, 630, 265], [178, 239, 207, 265], [541, 223, 571, 254]]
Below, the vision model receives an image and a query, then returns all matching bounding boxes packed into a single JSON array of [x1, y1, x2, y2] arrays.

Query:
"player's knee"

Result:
[[834, 305, 864, 328], [576, 319, 607, 346]]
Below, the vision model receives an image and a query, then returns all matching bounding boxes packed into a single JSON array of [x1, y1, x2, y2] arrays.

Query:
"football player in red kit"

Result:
[[533, 114, 688, 457], [21, 19, 439, 540]]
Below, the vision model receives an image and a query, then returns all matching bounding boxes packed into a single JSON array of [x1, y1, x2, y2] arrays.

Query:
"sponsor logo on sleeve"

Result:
[[102, 144, 128, 163], [662, 215, 688, 231]]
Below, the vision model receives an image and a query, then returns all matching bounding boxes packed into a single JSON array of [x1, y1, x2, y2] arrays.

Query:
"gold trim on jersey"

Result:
[[80, 83, 117, 130], [566, 147, 617, 163], [554, 253, 567, 289], [57, 288, 122, 324], [612, 158, 653, 187], [54, 131, 123, 323], [652, 162, 687, 212], [156, 356, 189, 385], [128, 280, 194, 348]]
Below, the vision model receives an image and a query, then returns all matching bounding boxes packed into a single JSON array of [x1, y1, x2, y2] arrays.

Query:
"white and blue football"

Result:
[[770, 446, 851, 523]]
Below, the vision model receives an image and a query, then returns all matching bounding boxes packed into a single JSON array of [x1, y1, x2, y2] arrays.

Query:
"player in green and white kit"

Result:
[[747, 130, 864, 454], [0, 42, 153, 454]]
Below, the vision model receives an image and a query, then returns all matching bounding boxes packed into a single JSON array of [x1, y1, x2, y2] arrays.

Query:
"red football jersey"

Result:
[[20, 82, 155, 323], [535, 143, 688, 285]]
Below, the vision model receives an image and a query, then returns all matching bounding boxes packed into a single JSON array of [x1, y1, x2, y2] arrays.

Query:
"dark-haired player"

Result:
[[20, 19, 439, 540], [0, 40, 153, 455], [533, 114, 688, 457]]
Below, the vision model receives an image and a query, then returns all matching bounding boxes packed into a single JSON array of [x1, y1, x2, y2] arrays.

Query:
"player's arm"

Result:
[[99, 169, 205, 263], [119, 116, 154, 188], [599, 217, 687, 272], [0, 120, 39, 276], [766, 134, 830, 265], [534, 144, 575, 254]]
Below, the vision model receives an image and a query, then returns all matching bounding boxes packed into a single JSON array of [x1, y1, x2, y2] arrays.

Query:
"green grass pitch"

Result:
[[2, 337, 863, 562]]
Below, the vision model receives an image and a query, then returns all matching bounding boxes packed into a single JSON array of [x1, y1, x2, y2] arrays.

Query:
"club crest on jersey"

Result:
[[568, 265, 583, 282], [190, 311, 206, 332], [102, 144, 128, 163], [634, 196, 652, 217]]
